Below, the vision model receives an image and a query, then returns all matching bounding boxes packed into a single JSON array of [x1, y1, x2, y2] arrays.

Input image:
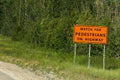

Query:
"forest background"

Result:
[[0, 0, 120, 57]]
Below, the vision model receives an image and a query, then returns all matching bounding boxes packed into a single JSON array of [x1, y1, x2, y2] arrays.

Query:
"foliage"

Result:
[[0, 35, 120, 80], [0, 0, 120, 56]]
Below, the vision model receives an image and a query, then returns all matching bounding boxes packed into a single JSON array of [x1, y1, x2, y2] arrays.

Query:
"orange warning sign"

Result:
[[74, 25, 107, 44]]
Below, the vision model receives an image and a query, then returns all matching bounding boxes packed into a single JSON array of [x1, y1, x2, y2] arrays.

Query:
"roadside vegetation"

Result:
[[0, 35, 120, 80], [0, 0, 120, 56], [0, 0, 120, 80]]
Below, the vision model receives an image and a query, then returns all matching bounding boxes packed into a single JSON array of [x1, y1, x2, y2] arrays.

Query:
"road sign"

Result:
[[74, 25, 107, 44], [73, 25, 108, 70]]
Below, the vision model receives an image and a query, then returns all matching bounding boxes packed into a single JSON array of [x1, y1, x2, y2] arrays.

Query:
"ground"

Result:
[[0, 61, 62, 80]]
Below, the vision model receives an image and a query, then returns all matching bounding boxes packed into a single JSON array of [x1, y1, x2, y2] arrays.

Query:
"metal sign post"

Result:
[[74, 44, 77, 64], [73, 25, 107, 69], [88, 44, 91, 69], [103, 45, 106, 70]]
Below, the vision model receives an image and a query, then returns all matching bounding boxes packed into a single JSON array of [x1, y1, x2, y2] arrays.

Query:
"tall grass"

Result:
[[0, 35, 120, 80]]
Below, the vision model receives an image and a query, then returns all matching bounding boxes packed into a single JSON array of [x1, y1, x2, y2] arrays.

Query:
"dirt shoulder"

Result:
[[0, 61, 62, 80]]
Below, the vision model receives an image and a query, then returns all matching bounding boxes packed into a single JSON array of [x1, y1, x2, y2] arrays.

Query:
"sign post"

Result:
[[74, 44, 77, 64], [88, 44, 91, 69], [73, 25, 108, 69], [103, 45, 106, 70]]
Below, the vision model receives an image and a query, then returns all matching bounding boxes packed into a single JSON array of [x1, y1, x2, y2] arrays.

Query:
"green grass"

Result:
[[0, 34, 120, 80]]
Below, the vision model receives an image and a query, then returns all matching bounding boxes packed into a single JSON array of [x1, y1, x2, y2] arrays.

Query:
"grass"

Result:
[[0, 34, 120, 80]]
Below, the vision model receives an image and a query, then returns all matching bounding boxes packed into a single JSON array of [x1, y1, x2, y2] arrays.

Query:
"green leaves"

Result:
[[0, 0, 119, 56]]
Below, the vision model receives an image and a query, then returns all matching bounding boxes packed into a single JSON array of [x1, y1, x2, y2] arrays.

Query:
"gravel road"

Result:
[[0, 71, 14, 80], [0, 62, 52, 80], [0, 72, 14, 80]]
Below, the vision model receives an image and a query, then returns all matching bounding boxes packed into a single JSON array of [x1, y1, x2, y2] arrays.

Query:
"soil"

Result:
[[0, 61, 63, 80]]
